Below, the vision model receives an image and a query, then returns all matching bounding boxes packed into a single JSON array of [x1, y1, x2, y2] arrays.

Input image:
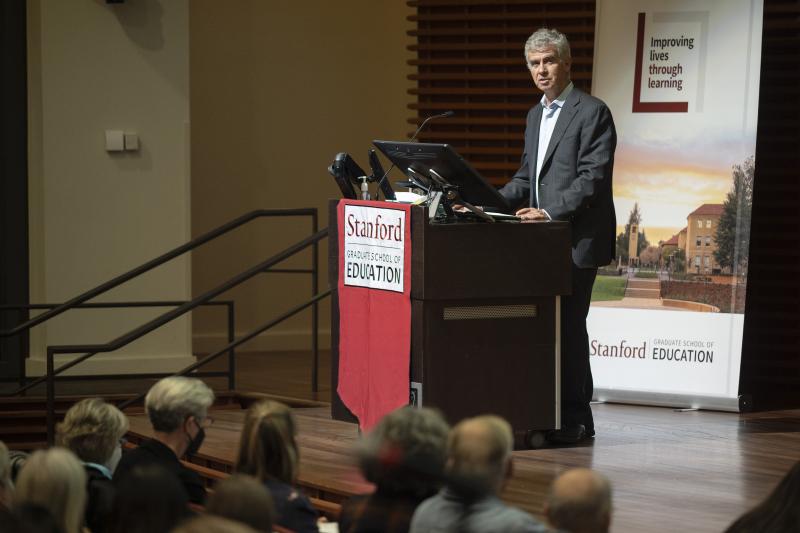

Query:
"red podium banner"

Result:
[[336, 200, 411, 430]]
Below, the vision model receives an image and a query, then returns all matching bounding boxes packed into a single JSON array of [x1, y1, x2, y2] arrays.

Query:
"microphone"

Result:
[[375, 110, 455, 197], [409, 110, 455, 142]]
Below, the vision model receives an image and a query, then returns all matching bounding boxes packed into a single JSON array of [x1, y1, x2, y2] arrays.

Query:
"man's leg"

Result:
[[559, 265, 598, 434]]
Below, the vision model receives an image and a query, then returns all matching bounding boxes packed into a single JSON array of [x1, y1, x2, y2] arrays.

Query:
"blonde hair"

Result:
[[15, 448, 87, 533], [235, 400, 298, 484], [57, 398, 129, 464]]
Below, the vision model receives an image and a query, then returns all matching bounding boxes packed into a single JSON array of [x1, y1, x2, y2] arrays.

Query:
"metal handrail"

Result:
[[0, 209, 317, 338], [118, 289, 331, 411], [0, 300, 234, 394], [43, 228, 329, 443]]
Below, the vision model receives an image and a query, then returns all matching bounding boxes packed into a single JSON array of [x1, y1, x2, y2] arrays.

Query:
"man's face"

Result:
[[527, 46, 571, 100]]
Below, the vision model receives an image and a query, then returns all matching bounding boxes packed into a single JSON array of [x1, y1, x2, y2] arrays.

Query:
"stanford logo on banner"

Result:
[[336, 200, 412, 430], [343, 204, 407, 293]]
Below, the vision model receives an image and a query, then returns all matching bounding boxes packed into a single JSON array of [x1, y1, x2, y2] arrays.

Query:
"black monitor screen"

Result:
[[372, 141, 511, 211]]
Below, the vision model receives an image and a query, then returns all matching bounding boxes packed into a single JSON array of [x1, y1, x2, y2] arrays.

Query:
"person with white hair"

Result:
[[112, 376, 215, 504], [57, 397, 129, 533], [15, 447, 88, 533]]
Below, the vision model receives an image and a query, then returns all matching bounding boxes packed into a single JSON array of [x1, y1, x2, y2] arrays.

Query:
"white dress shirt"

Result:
[[535, 82, 574, 213]]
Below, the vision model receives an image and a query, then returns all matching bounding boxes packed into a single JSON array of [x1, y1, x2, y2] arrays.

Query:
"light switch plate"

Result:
[[105, 130, 124, 152], [124, 132, 139, 151]]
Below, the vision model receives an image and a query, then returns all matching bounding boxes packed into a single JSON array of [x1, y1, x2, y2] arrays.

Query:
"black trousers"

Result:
[[560, 264, 598, 431]]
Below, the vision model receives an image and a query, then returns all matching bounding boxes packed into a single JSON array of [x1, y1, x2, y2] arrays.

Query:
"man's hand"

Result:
[[515, 207, 548, 222]]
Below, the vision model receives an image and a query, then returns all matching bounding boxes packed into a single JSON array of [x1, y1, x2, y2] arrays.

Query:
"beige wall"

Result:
[[27, 0, 193, 374], [190, 1, 414, 352]]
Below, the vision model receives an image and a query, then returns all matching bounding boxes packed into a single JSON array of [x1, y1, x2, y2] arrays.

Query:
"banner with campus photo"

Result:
[[589, 0, 762, 410]]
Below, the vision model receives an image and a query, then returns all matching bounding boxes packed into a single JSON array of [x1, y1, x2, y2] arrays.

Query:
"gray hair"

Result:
[[447, 415, 513, 498], [57, 398, 129, 464], [145, 377, 215, 432], [15, 448, 88, 533], [524, 27, 571, 61], [358, 407, 450, 497], [546, 468, 613, 533]]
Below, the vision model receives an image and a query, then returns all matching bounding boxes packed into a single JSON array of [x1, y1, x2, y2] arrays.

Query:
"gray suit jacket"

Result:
[[499, 87, 617, 268]]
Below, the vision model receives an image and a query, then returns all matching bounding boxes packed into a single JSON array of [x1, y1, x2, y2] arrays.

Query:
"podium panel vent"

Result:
[[443, 304, 537, 321]]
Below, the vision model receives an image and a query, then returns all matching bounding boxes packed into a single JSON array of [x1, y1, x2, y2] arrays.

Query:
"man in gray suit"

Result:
[[499, 28, 616, 444]]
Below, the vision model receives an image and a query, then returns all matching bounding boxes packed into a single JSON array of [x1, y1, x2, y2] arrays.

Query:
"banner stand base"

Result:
[[594, 389, 751, 413]]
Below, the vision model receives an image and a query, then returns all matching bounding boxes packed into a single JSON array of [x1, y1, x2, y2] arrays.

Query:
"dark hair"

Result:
[[108, 465, 189, 533], [206, 474, 274, 532], [725, 461, 800, 533]]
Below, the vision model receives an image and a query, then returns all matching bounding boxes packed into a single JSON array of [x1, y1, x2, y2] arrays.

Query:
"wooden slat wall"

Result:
[[740, 0, 800, 408], [407, 0, 800, 409], [407, 0, 596, 185]]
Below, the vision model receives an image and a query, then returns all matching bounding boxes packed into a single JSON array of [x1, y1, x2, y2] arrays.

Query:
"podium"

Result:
[[329, 201, 572, 447]]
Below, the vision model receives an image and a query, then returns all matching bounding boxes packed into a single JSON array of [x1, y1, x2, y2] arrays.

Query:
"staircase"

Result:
[[624, 277, 661, 299]]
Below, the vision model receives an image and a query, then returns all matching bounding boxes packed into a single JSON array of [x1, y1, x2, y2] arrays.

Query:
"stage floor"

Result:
[[127, 401, 800, 533]]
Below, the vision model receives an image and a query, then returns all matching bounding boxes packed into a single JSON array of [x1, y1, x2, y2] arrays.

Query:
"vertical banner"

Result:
[[590, 0, 762, 410], [337, 200, 412, 430]]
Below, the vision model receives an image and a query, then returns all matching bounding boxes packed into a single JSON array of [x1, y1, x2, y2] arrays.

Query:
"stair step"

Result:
[[0, 440, 47, 452], [0, 424, 47, 434], [627, 279, 661, 289], [625, 288, 661, 298]]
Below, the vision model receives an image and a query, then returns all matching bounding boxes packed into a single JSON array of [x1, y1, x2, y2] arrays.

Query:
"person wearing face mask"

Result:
[[57, 397, 129, 533], [113, 376, 215, 505]]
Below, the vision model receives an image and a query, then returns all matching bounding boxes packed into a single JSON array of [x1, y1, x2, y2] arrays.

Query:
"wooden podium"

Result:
[[329, 201, 572, 447]]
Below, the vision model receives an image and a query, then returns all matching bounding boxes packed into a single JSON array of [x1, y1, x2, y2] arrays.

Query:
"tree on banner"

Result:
[[714, 156, 754, 277]]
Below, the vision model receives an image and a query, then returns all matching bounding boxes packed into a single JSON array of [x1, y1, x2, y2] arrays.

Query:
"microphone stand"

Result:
[[373, 111, 454, 199]]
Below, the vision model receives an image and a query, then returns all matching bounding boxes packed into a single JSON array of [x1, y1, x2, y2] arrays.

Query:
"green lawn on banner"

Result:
[[591, 275, 626, 301]]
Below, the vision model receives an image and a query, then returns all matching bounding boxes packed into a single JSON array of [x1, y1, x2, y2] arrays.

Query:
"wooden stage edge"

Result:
[[126, 402, 800, 533]]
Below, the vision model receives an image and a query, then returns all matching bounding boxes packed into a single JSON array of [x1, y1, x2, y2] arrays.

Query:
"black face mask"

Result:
[[184, 425, 205, 457]]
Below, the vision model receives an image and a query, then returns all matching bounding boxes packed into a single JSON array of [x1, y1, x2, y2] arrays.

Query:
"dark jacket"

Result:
[[500, 86, 617, 268], [85, 464, 115, 533], [264, 478, 319, 533], [112, 439, 206, 504]]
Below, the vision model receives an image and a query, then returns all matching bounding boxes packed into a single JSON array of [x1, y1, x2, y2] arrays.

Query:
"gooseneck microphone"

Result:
[[408, 110, 455, 142], [374, 110, 455, 198]]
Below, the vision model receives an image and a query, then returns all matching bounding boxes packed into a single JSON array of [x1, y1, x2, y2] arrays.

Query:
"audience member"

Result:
[[7, 450, 28, 484], [113, 376, 214, 504], [206, 474, 274, 532], [235, 399, 319, 533], [57, 398, 129, 533], [14, 448, 87, 533], [170, 515, 257, 533], [724, 460, 800, 533], [2, 502, 62, 533], [0, 441, 12, 511], [410, 415, 546, 533], [109, 464, 190, 533], [545, 468, 612, 533], [340, 407, 450, 533]]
